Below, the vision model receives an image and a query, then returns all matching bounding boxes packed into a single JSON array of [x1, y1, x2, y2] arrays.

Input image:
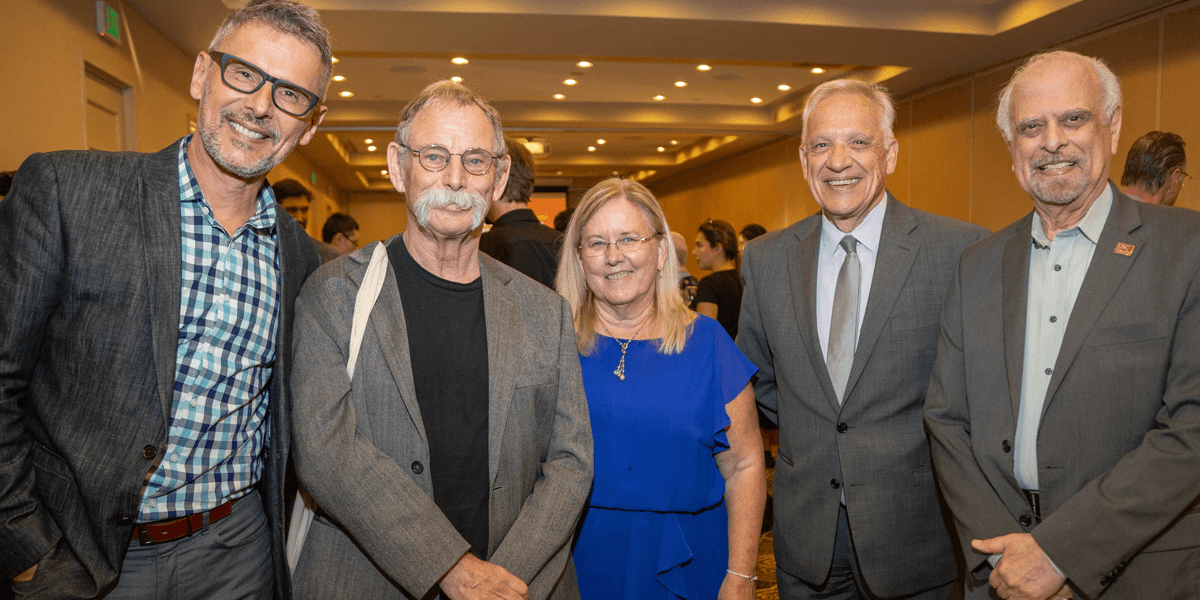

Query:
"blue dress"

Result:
[[574, 316, 756, 600]]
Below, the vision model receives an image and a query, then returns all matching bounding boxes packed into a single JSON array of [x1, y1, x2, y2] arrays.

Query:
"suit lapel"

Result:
[[140, 141, 185, 423], [787, 217, 841, 414], [843, 197, 919, 407], [1002, 216, 1033, 420], [481, 256, 519, 486], [1042, 189, 1143, 419]]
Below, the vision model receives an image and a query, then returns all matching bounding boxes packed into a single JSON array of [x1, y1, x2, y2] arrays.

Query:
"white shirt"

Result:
[[817, 197, 888, 360]]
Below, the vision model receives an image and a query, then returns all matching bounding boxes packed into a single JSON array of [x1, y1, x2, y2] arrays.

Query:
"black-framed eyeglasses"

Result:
[[399, 144, 502, 176], [579, 234, 661, 257], [205, 51, 321, 118]]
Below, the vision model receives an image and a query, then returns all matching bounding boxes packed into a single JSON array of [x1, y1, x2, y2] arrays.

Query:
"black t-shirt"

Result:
[[691, 268, 743, 340], [387, 237, 490, 561]]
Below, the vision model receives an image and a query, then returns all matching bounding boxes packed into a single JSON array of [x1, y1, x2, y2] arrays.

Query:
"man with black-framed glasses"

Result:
[[0, 2, 330, 599]]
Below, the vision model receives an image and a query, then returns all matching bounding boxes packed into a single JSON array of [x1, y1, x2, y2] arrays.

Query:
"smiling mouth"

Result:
[[606, 271, 633, 280], [1037, 160, 1077, 172], [825, 177, 862, 187], [229, 120, 268, 140]]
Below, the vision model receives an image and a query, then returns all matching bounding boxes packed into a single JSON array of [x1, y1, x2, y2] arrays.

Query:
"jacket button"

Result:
[[1019, 515, 1033, 527], [837, 423, 848, 433], [117, 516, 134, 526], [142, 445, 157, 459], [1101, 574, 1112, 586], [830, 479, 841, 489], [1002, 440, 1012, 453], [411, 461, 424, 474]]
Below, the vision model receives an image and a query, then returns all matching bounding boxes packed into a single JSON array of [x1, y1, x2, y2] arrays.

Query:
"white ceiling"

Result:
[[125, 0, 1172, 191]]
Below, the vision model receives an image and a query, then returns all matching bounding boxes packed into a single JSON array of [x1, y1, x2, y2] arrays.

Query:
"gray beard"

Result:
[[1027, 155, 1089, 206], [413, 187, 488, 231], [197, 82, 286, 179]]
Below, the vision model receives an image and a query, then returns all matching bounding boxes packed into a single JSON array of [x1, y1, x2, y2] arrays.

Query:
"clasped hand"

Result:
[[973, 533, 1071, 600], [440, 553, 529, 600]]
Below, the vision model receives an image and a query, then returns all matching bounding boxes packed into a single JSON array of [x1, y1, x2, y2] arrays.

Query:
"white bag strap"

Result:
[[288, 242, 391, 576]]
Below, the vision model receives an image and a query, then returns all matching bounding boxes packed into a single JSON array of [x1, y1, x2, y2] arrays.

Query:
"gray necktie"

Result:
[[828, 235, 860, 404]]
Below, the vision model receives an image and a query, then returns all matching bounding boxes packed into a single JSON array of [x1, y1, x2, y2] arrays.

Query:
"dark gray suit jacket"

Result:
[[289, 239, 593, 600], [738, 196, 986, 597], [0, 140, 322, 599], [925, 186, 1200, 598]]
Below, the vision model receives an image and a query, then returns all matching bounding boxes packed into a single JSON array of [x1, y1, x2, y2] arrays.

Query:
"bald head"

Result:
[[670, 231, 688, 266]]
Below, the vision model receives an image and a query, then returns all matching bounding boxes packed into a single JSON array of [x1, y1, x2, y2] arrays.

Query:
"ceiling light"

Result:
[[612, 171, 619, 176], [331, 57, 339, 64], [751, 97, 762, 104], [339, 91, 354, 97], [577, 61, 593, 68], [381, 170, 388, 175], [367, 145, 377, 151], [778, 84, 790, 91], [596, 139, 606, 145], [674, 81, 687, 87], [696, 64, 711, 71], [451, 76, 462, 83], [553, 93, 565, 100], [653, 95, 665, 101], [657, 147, 665, 152], [670, 140, 678, 145], [364, 139, 373, 144], [811, 67, 825, 74], [333, 75, 345, 82], [564, 79, 577, 85], [588, 146, 596, 152], [452, 57, 469, 65]]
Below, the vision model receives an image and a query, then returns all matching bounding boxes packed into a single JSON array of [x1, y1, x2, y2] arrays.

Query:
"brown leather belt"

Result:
[[131, 498, 237, 546]]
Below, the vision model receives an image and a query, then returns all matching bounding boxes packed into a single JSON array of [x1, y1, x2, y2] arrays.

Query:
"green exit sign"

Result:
[[95, 1, 121, 45]]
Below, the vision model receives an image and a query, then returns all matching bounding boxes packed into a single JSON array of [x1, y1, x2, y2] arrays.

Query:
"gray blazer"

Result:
[[925, 186, 1200, 599], [738, 196, 986, 597], [0, 140, 322, 599], [290, 239, 593, 600]]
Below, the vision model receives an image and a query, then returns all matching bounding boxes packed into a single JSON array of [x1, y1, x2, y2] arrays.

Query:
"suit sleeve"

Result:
[[1032, 259, 1200, 598], [290, 283, 471, 597], [924, 257, 1024, 577], [0, 154, 66, 577], [735, 241, 778, 425], [488, 295, 594, 590]]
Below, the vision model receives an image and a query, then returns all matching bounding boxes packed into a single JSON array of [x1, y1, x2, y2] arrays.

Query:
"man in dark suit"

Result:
[[737, 79, 986, 600], [0, 1, 329, 598], [479, 137, 562, 288], [925, 50, 1200, 600]]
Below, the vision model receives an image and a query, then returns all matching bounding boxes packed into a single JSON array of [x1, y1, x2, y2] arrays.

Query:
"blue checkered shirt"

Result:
[[137, 137, 280, 521]]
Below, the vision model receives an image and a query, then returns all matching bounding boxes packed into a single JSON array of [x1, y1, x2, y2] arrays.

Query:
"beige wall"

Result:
[[653, 2, 1200, 276], [3, 0, 342, 217], [344, 191, 409, 246]]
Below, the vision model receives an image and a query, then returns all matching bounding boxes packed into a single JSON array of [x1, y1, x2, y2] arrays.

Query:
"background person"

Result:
[[479, 137, 561, 288], [274, 177, 340, 261], [692, 218, 742, 340], [738, 223, 768, 254], [1120, 130, 1188, 205], [559, 178, 764, 600], [321, 211, 359, 255]]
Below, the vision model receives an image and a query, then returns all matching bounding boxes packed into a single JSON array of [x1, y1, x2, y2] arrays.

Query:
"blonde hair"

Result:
[[556, 178, 694, 356]]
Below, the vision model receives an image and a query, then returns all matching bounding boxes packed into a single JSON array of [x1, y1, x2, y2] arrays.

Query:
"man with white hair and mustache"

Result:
[[287, 81, 593, 600], [926, 50, 1200, 600]]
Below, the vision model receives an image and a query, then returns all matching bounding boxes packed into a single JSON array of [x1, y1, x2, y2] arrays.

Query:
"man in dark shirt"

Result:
[[479, 138, 561, 288]]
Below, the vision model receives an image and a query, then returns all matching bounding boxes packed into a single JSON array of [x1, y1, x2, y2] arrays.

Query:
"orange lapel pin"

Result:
[[1114, 242, 1135, 256]]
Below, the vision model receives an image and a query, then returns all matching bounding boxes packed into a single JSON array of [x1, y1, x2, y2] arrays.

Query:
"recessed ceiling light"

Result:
[[778, 84, 791, 91], [556, 171, 563, 175], [451, 76, 462, 83], [696, 64, 711, 71], [564, 79, 577, 85], [452, 57, 469, 65], [588, 146, 596, 152], [367, 145, 377, 151], [653, 95, 665, 101], [612, 171, 619, 176], [596, 139, 606, 145], [811, 67, 825, 74], [657, 147, 665, 152], [364, 139, 373, 144], [674, 81, 687, 87], [381, 170, 388, 175], [577, 61, 593, 68], [670, 140, 678, 145], [751, 97, 762, 103], [553, 93, 565, 100], [331, 57, 339, 64], [339, 91, 354, 97], [333, 75, 345, 82]]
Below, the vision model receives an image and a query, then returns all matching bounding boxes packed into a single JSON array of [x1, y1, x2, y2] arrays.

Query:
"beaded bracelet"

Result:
[[726, 568, 758, 581]]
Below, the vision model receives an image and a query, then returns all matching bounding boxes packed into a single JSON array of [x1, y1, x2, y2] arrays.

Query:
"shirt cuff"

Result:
[[989, 552, 1067, 579]]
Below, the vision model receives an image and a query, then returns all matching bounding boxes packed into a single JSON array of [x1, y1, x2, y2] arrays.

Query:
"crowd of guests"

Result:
[[1, 1, 1197, 600]]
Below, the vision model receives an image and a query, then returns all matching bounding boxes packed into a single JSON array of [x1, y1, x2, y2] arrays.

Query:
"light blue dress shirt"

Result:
[[817, 197, 887, 360]]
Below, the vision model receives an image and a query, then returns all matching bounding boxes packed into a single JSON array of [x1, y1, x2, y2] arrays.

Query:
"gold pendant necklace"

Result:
[[604, 326, 644, 381]]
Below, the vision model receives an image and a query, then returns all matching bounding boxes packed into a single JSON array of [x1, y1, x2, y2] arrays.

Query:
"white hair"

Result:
[[801, 79, 896, 142], [995, 50, 1122, 144]]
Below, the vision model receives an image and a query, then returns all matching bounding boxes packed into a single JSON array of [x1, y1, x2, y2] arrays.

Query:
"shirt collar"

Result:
[[820, 194, 888, 257], [178, 134, 277, 233], [1030, 183, 1112, 248]]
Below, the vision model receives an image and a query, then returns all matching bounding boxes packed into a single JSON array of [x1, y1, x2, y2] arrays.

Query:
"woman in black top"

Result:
[[691, 218, 742, 340]]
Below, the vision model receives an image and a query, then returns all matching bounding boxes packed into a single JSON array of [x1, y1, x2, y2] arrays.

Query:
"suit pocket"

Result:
[[1087, 321, 1170, 347], [32, 444, 73, 512]]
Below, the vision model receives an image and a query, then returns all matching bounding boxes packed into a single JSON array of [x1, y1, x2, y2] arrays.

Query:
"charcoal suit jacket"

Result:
[[0, 139, 322, 599], [737, 196, 986, 597]]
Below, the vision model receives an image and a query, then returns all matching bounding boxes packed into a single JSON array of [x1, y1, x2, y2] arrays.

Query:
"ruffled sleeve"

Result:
[[699, 316, 757, 455]]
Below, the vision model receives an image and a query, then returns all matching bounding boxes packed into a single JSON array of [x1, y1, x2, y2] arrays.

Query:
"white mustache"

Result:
[[413, 188, 488, 230]]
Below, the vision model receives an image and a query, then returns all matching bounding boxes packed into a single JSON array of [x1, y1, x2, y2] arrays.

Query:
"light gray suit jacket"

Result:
[[290, 238, 593, 600], [0, 140, 322, 599], [925, 186, 1200, 599], [738, 196, 986, 597]]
